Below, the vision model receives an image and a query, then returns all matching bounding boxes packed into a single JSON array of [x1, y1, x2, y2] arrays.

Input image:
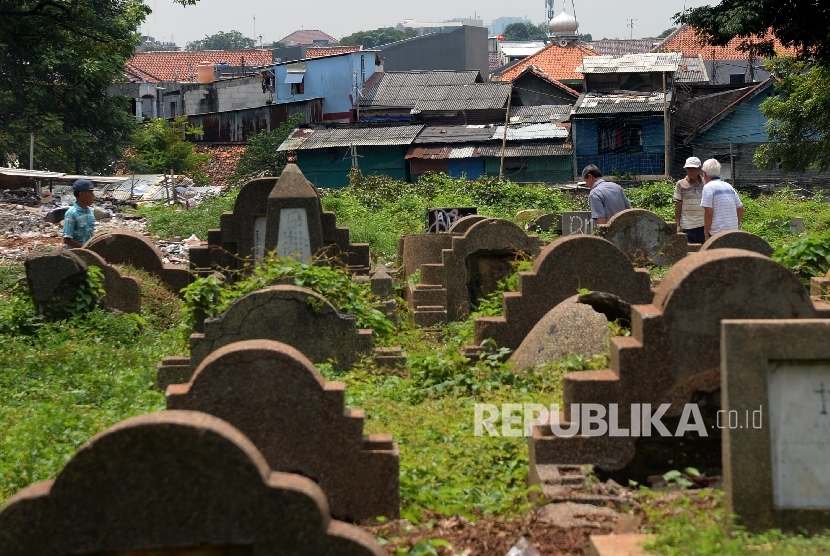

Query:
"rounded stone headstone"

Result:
[[510, 296, 610, 370], [526, 213, 560, 233], [598, 208, 686, 266], [699, 230, 774, 257], [448, 214, 489, 234]]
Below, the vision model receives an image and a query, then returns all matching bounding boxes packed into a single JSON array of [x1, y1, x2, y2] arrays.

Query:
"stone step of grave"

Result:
[[373, 347, 407, 368], [363, 433, 395, 451], [811, 276, 830, 298], [533, 464, 637, 508], [563, 370, 622, 411], [407, 283, 447, 308], [530, 414, 635, 473], [414, 306, 448, 327], [157, 356, 193, 392], [420, 263, 445, 285], [687, 243, 703, 253], [461, 345, 485, 362], [589, 534, 655, 556]]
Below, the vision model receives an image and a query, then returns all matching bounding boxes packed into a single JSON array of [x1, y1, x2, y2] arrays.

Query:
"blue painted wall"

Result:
[[448, 158, 484, 179], [574, 115, 665, 175], [694, 90, 768, 144], [274, 52, 377, 117]]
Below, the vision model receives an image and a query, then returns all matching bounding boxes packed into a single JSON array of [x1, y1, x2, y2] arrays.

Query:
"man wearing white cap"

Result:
[[673, 157, 706, 244]]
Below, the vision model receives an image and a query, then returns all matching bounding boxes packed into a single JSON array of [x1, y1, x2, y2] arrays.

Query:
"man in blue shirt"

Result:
[[583, 165, 631, 224], [63, 179, 96, 248]]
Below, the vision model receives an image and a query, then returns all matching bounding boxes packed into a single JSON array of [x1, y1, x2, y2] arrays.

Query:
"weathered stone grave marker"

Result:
[[166, 339, 399, 523], [427, 207, 477, 232], [699, 230, 774, 257], [596, 209, 687, 266], [561, 211, 593, 236], [721, 319, 830, 533], [0, 411, 384, 555]]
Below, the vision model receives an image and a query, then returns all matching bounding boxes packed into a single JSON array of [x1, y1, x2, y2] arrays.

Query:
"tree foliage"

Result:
[[339, 28, 417, 48], [124, 116, 211, 184], [230, 115, 302, 185], [578, 33, 592, 41], [0, 0, 199, 174], [657, 27, 676, 39], [186, 30, 256, 51], [502, 23, 549, 41], [677, 0, 830, 64]]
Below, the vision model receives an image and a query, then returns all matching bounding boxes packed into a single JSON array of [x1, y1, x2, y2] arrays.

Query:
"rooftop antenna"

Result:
[[253, 14, 256, 44], [627, 18, 637, 39]]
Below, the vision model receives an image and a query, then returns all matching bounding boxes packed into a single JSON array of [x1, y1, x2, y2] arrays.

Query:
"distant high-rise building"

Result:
[[489, 17, 532, 36]]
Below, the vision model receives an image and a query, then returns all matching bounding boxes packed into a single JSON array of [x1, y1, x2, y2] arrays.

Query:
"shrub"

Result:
[[773, 229, 830, 282]]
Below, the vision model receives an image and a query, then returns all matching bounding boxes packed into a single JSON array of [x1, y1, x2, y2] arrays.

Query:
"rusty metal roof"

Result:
[[277, 128, 316, 151], [576, 52, 681, 74], [573, 91, 671, 115], [405, 145, 480, 160], [295, 125, 425, 150]]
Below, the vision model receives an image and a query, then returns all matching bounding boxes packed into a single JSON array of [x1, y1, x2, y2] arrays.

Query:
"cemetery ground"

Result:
[[2, 175, 830, 554]]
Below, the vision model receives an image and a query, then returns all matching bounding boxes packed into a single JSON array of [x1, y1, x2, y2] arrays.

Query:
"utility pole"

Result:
[[626, 19, 637, 40], [499, 85, 513, 181], [663, 71, 670, 179]]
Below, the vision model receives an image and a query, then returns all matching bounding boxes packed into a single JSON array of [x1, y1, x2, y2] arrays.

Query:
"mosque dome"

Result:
[[549, 11, 579, 36]]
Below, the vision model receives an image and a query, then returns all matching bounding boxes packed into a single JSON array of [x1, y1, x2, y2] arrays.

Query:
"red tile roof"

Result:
[[494, 42, 597, 82], [194, 144, 247, 188], [306, 45, 361, 58], [125, 50, 273, 83], [279, 30, 338, 46], [518, 66, 581, 97], [653, 25, 797, 60]]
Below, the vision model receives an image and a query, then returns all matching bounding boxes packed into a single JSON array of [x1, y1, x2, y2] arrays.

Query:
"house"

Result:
[[272, 45, 362, 64], [278, 125, 424, 188], [273, 50, 382, 123], [492, 42, 596, 88], [510, 66, 580, 106], [583, 38, 660, 56], [653, 24, 797, 85], [405, 125, 499, 180], [124, 50, 273, 83], [278, 30, 338, 47], [376, 26, 489, 80], [578, 52, 681, 93], [357, 70, 512, 125]]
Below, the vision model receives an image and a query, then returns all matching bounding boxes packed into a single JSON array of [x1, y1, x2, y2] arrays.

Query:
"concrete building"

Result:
[[377, 27, 489, 81]]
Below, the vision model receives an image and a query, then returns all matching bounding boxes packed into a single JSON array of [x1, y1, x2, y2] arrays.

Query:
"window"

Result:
[[597, 122, 643, 154], [169, 101, 176, 116], [730, 73, 746, 84], [291, 81, 305, 95]]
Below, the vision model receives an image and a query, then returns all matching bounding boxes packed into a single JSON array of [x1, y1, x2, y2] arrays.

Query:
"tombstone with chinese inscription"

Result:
[[721, 319, 830, 534], [189, 165, 370, 276], [561, 211, 593, 236]]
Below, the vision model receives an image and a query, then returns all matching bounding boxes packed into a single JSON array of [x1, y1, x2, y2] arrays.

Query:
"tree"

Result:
[[125, 117, 211, 184], [503, 22, 548, 41], [186, 30, 256, 51], [0, 0, 198, 174], [339, 28, 417, 49], [578, 33, 593, 41], [230, 115, 302, 186], [657, 27, 675, 39], [678, 0, 830, 172], [677, 0, 830, 63]]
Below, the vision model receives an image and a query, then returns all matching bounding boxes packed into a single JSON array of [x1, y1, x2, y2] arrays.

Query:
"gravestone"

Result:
[[447, 214, 488, 235], [596, 209, 687, 266], [427, 207, 477, 232], [510, 296, 611, 370], [167, 340, 400, 523], [529, 249, 821, 487], [722, 319, 830, 533], [157, 285, 373, 390], [24, 251, 88, 317], [72, 249, 142, 314], [561, 211, 593, 236], [397, 233, 454, 278], [526, 213, 561, 234], [85, 230, 189, 294], [789, 218, 805, 235], [190, 165, 370, 276], [474, 235, 652, 351], [699, 230, 774, 257], [0, 411, 384, 555]]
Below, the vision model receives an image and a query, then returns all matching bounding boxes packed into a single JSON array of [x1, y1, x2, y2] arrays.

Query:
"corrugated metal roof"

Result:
[[509, 105, 572, 124], [405, 145, 480, 160], [676, 56, 710, 83], [576, 52, 681, 74], [414, 125, 498, 144], [410, 83, 512, 112], [573, 91, 671, 115], [449, 145, 477, 159], [500, 42, 546, 58], [296, 125, 424, 150], [491, 122, 569, 141], [360, 73, 501, 109], [277, 128, 316, 152], [0, 168, 129, 184], [476, 143, 572, 157]]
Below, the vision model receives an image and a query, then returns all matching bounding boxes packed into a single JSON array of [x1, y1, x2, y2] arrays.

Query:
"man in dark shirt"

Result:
[[582, 165, 631, 224]]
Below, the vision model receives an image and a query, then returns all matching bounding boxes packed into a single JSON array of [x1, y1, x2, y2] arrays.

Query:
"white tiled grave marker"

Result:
[[768, 364, 830, 508], [277, 208, 311, 260]]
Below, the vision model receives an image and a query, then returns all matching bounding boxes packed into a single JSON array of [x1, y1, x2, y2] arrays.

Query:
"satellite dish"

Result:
[[559, 39, 569, 47]]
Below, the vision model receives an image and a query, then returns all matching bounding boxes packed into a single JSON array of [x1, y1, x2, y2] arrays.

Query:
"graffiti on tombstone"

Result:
[[561, 211, 593, 236], [427, 207, 477, 233]]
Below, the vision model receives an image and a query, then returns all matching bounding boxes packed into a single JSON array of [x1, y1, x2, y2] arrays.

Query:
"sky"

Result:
[[140, 0, 717, 48]]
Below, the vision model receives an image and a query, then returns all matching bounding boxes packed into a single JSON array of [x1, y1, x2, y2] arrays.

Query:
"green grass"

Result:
[[137, 188, 239, 240]]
